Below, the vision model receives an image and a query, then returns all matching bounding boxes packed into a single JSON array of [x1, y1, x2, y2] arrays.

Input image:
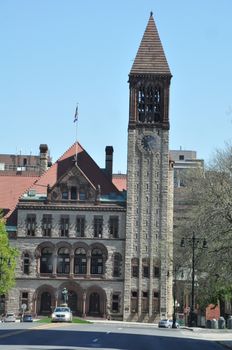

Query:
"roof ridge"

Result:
[[0, 173, 39, 178]]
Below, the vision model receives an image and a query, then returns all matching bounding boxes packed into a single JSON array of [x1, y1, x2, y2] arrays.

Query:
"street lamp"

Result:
[[167, 267, 178, 328], [181, 233, 207, 327]]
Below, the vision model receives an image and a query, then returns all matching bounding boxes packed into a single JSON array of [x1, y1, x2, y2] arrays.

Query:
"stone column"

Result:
[[70, 250, 74, 278], [36, 254, 41, 275], [82, 291, 86, 318], [87, 251, 91, 277], [52, 251, 57, 277]]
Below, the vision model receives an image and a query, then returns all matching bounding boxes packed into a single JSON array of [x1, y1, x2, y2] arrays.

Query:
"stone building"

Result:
[[2, 13, 174, 321]]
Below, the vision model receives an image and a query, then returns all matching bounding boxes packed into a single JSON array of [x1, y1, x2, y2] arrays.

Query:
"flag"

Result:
[[74, 104, 78, 123]]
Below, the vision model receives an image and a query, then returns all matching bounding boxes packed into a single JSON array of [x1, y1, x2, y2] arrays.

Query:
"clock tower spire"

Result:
[[124, 13, 173, 321]]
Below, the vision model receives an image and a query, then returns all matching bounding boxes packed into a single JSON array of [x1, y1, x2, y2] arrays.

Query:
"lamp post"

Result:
[[167, 267, 178, 328], [181, 233, 207, 327]]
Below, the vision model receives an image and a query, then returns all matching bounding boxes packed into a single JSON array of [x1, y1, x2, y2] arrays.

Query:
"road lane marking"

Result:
[[0, 330, 26, 339], [33, 322, 72, 330]]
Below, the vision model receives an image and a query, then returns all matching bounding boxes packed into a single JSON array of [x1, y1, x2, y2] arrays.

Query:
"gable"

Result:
[[48, 164, 96, 202]]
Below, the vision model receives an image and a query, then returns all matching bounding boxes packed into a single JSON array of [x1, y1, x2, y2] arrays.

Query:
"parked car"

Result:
[[51, 307, 72, 323], [158, 319, 180, 328], [3, 313, 16, 323], [20, 314, 33, 322]]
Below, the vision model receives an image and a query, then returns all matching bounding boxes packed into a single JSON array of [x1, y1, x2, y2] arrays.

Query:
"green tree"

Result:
[[0, 214, 19, 295], [174, 144, 232, 312]]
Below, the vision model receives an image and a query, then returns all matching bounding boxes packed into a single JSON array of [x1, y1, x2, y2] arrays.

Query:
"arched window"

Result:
[[23, 253, 30, 275], [74, 248, 87, 274], [40, 247, 53, 274], [113, 253, 122, 277], [57, 247, 70, 274], [91, 248, 103, 275]]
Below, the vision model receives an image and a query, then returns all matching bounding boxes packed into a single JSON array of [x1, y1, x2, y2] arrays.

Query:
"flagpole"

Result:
[[74, 103, 79, 165]]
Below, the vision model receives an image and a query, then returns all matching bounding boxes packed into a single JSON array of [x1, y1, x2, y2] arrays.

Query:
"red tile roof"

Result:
[[0, 143, 122, 225], [32, 142, 120, 195], [0, 174, 38, 220], [112, 174, 127, 191]]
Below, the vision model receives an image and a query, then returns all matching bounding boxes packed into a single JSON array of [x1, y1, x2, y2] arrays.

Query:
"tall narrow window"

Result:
[[142, 259, 149, 278], [142, 291, 149, 313], [57, 247, 70, 274], [42, 214, 52, 237], [113, 253, 122, 277], [71, 186, 77, 200], [94, 216, 103, 238], [131, 290, 138, 313], [40, 247, 53, 274], [76, 216, 85, 237], [153, 291, 160, 312], [131, 258, 139, 278], [154, 266, 160, 278], [74, 248, 87, 274], [23, 253, 30, 275], [91, 248, 103, 274], [109, 216, 119, 238], [112, 294, 120, 313], [26, 214, 36, 236], [60, 216, 69, 237]]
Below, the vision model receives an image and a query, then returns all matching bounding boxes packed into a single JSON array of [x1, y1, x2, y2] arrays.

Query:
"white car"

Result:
[[51, 307, 72, 323], [158, 319, 179, 328], [3, 313, 16, 323]]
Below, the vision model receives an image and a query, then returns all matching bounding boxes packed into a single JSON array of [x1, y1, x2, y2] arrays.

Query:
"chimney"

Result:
[[105, 146, 114, 180], [39, 144, 48, 175]]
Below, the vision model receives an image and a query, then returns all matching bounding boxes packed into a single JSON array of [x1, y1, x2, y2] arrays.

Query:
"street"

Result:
[[0, 321, 231, 350]]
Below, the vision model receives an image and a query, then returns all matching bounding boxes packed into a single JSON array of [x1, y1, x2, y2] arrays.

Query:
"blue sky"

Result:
[[1, 0, 232, 173]]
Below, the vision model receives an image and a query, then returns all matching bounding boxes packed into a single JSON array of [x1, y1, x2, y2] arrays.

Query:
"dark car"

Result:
[[21, 314, 33, 322]]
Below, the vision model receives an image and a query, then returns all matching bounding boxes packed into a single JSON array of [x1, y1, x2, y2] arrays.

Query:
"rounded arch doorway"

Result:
[[40, 291, 51, 315], [86, 287, 106, 317]]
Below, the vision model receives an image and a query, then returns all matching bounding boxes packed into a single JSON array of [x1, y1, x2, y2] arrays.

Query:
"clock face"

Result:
[[141, 135, 156, 152]]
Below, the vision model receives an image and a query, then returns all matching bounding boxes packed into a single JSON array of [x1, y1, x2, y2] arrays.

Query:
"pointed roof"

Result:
[[31, 142, 120, 196], [130, 13, 171, 75]]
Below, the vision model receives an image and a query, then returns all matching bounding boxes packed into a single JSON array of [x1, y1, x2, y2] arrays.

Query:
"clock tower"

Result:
[[123, 13, 173, 321]]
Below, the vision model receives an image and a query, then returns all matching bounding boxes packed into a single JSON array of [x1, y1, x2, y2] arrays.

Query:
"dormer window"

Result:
[[71, 186, 77, 200], [62, 191, 68, 200], [79, 190, 86, 200]]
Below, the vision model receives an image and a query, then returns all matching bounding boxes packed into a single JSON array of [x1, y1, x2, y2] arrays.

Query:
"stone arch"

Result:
[[89, 243, 108, 259], [34, 242, 55, 275], [86, 285, 107, 317], [57, 282, 84, 316], [72, 241, 89, 252], [56, 241, 72, 250], [35, 241, 55, 257], [34, 284, 56, 316]]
